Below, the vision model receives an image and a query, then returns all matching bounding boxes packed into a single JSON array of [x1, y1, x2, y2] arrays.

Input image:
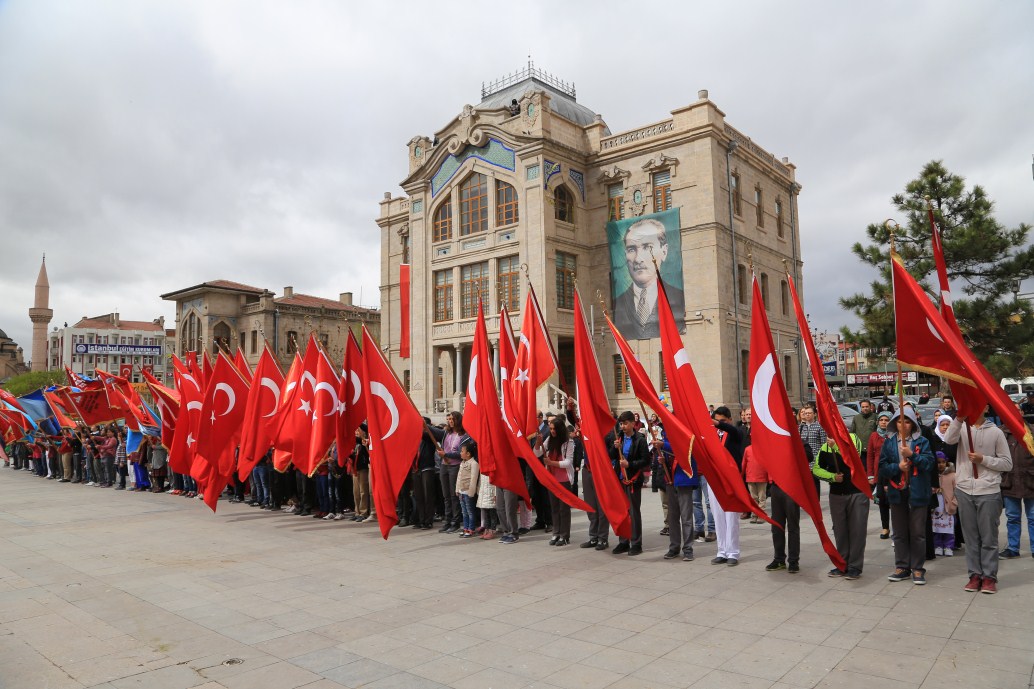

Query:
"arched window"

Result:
[[433, 198, 452, 242], [496, 180, 519, 226], [459, 173, 488, 236], [554, 185, 574, 223]]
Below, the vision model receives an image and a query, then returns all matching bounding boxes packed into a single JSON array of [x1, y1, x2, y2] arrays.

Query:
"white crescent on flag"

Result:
[[186, 401, 202, 412], [468, 355, 479, 405], [751, 354, 790, 437], [370, 381, 399, 440], [215, 383, 236, 416], [314, 382, 340, 417], [674, 348, 690, 369], [260, 377, 280, 417]]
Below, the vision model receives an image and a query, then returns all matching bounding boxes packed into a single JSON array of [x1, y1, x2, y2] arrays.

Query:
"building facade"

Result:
[[49, 313, 175, 384], [379, 68, 805, 415], [0, 328, 30, 382], [160, 280, 380, 373]]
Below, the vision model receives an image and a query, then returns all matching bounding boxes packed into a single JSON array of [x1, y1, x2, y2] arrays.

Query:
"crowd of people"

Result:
[[4, 392, 1031, 594]]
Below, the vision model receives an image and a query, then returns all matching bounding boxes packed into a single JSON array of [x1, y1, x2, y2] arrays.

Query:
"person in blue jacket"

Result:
[[879, 406, 935, 585], [659, 428, 699, 561]]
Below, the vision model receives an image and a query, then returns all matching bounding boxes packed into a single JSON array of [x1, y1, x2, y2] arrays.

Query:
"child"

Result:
[[477, 470, 498, 539], [933, 451, 957, 556], [456, 440, 480, 538], [741, 444, 769, 523]]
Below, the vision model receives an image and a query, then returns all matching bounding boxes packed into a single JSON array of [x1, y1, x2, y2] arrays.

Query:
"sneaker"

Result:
[[500, 534, 515, 544], [964, 573, 982, 592], [750, 516, 758, 524], [628, 546, 643, 556], [726, 558, 738, 566], [663, 549, 680, 560], [594, 541, 609, 551], [887, 568, 910, 582], [788, 562, 800, 574], [943, 548, 953, 557], [549, 536, 560, 546], [711, 556, 728, 565], [828, 569, 846, 577], [579, 539, 598, 549], [334, 513, 344, 520], [934, 547, 944, 556], [765, 560, 786, 572], [555, 538, 569, 547], [695, 533, 705, 543], [912, 570, 926, 585], [704, 532, 717, 542], [323, 513, 335, 520], [845, 569, 862, 580], [999, 549, 1020, 559], [517, 527, 530, 535], [980, 577, 997, 594], [659, 526, 670, 536], [612, 542, 630, 554], [682, 553, 695, 561]]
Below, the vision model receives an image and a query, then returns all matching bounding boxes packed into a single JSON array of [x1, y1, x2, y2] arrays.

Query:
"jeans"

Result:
[[252, 464, 270, 505], [694, 476, 716, 534], [316, 474, 331, 513], [102, 456, 115, 485], [1003, 496, 1034, 554], [459, 493, 476, 531]]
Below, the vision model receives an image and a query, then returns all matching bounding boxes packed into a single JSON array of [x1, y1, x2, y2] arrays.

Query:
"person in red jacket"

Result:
[[741, 445, 769, 523], [866, 412, 893, 540]]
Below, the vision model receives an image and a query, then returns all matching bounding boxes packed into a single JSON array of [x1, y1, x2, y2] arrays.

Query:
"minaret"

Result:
[[29, 255, 53, 372]]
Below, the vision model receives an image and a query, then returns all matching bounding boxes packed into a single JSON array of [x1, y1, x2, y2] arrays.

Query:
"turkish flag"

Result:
[[197, 351, 250, 477], [748, 275, 845, 571], [656, 280, 765, 519], [303, 344, 341, 476], [237, 346, 285, 480], [202, 352, 213, 389], [272, 354, 302, 471], [513, 288, 558, 437], [0, 389, 26, 413], [168, 367, 203, 475], [234, 349, 253, 383], [272, 334, 320, 460], [361, 326, 423, 539], [142, 369, 180, 450], [786, 273, 872, 498], [573, 291, 631, 540], [892, 252, 1034, 454], [498, 306, 520, 433], [119, 363, 133, 379], [335, 330, 366, 467]]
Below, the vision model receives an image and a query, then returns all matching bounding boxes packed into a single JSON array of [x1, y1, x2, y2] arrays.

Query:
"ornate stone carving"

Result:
[[627, 183, 648, 216], [521, 90, 542, 127], [447, 104, 486, 154], [596, 165, 631, 183], [397, 222, 409, 242], [641, 152, 679, 176]]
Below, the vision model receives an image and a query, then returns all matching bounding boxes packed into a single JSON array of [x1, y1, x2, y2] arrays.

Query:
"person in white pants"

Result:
[[708, 483, 741, 565]]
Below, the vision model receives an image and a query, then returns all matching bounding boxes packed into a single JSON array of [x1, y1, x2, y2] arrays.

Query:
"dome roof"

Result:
[[0, 328, 8, 340], [479, 78, 609, 132]]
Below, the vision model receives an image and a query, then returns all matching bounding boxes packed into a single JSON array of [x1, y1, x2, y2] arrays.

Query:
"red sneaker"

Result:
[[980, 577, 997, 594], [964, 574, 982, 592]]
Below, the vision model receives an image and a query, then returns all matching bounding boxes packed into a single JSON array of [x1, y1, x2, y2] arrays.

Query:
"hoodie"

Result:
[[942, 417, 1012, 496]]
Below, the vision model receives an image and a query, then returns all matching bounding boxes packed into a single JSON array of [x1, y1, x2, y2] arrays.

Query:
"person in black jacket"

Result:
[[413, 419, 441, 530], [609, 411, 651, 555]]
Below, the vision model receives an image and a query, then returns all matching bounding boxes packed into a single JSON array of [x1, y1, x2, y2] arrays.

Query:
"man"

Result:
[[876, 394, 895, 414], [850, 400, 878, 457], [813, 434, 868, 579], [939, 395, 957, 419], [710, 407, 743, 566], [609, 411, 651, 555], [999, 427, 1034, 559], [1020, 392, 1034, 424], [612, 218, 686, 340], [662, 430, 699, 562], [766, 439, 810, 574], [578, 420, 610, 551], [943, 409, 1013, 593]]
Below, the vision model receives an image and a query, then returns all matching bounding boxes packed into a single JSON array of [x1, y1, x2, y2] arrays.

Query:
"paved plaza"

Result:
[[1, 472, 1033, 689]]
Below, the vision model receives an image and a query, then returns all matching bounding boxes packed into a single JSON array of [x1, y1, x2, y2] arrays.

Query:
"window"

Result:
[[737, 264, 748, 305], [495, 180, 518, 226], [607, 183, 624, 221], [320, 333, 329, 348], [775, 198, 785, 238], [251, 330, 258, 354], [659, 353, 668, 391], [760, 273, 770, 310], [555, 252, 576, 310], [402, 233, 411, 264], [554, 185, 574, 223], [460, 262, 489, 318], [740, 350, 750, 390], [287, 331, 298, 354], [783, 355, 793, 386], [780, 280, 790, 316], [652, 170, 672, 212], [731, 172, 742, 216], [459, 173, 488, 236], [433, 198, 452, 242], [497, 256, 521, 312], [403, 370, 411, 392], [755, 187, 764, 227], [434, 270, 453, 322], [613, 355, 631, 394]]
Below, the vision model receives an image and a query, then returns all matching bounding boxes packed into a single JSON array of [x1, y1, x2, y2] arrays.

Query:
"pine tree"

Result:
[[840, 160, 1034, 378]]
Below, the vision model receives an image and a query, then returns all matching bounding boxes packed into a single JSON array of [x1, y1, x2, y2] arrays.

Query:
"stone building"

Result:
[[0, 328, 30, 382], [378, 66, 805, 415], [28, 256, 53, 372], [160, 280, 380, 372], [49, 313, 175, 384]]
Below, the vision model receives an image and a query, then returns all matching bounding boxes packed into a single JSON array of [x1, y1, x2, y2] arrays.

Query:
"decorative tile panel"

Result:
[[431, 138, 516, 196]]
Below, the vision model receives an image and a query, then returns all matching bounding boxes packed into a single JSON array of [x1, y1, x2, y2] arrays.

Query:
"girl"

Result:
[[351, 425, 371, 522], [477, 468, 498, 539], [879, 407, 935, 584], [456, 440, 480, 538], [535, 417, 576, 546], [866, 412, 893, 539], [932, 452, 957, 556]]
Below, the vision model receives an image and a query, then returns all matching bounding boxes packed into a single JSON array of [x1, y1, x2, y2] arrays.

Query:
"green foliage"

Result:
[[840, 161, 1034, 378], [1, 370, 67, 397]]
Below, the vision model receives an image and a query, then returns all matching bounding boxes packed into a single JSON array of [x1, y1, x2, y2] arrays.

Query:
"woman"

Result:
[[879, 407, 935, 585], [866, 412, 893, 539], [535, 417, 576, 546], [350, 425, 372, 522], [149, 436, 168, 492], [798, 407, 827, 500], [438, 412, 469, 534]]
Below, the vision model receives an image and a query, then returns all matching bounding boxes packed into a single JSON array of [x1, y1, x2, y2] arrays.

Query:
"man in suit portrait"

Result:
[[613, 217, 685, 339]]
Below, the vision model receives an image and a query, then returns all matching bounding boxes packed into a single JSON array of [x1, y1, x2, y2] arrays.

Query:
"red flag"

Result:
[[786, 273, 872, 498], [197, 352, 250, 476], [272, 354, 302, 472], [143, 369, 180, 450], [234, 348, 253, 383], [237, 346, 285, 480], [62, 388, 119, 426], [513, 287, 559, 437], [273, 334, 320, 459], [202, 351, 213, 388], [400, 264, 411, 359], [43, 390, 76, 429], [303, 344, 341, 476], [656, 280, 762, 518], [748, 275, 845, 571], [0, 389, 25, 413], [573, 290, 631, 540], [892, 252, 1034, 454], [498, 306, 520, 433], [361, 326, 423, 539], [335, 330, 366, 465], [168, 366, 204, 475]]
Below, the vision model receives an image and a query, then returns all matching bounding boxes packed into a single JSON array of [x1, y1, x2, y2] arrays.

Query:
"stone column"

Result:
[[491, 339, 499, 387], [454, 343, 464, 407]]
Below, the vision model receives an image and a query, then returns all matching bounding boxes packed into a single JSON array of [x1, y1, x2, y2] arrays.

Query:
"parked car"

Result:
[[838, 404, 859, 425]]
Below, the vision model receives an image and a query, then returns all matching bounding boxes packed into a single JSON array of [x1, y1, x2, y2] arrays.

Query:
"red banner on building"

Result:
[[119, 363, 133, 379], [399, 263, 411, 359]]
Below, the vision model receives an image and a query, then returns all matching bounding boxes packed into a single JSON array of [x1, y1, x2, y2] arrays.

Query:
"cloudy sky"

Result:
[[1, 0, 1031, 360]]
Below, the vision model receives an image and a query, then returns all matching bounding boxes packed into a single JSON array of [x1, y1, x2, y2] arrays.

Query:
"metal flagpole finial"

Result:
[[520, 262, 530, 284], [884, 219, 900, 253], [748, 251, 755, 273], [923, 195, 933, 211], [595, 289, 609, 318]]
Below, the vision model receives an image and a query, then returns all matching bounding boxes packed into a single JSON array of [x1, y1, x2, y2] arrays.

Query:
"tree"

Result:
[[1, 370, 66, 397], [841, 161, 1034, 378]]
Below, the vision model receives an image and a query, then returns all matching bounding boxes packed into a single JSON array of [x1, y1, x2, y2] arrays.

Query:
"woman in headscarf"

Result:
[[932, 415, 957, 463], [866, 411, 893, 539]]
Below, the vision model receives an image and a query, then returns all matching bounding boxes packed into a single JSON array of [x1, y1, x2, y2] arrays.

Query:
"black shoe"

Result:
[[711, 556, 727, 565], [726, 558, 739, 566], [612, 542, 630, 554], [999, 549, 1020, 559], [549, 536, 560, 546], [438, 525, 451, 533], [529, 523, 545, 531], [788, 562, 800, 573], [829, 568, 846, 577], [845, 569, 862, 580], [517, 527, 530, 535], [544, 525, 553, 533], [765, 560, 786, 572], [659, 526, 670, 536], [595, 541, 609, 551], [663, 549, 679, 560], [579, 539, 598, 549], [421, 524, 433, 530], [628, 546, 643, 556], [446, 526, 459, 534]]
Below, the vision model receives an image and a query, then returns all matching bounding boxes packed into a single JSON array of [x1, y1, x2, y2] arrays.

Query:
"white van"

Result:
[[1001, 377, 1034, 397]]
